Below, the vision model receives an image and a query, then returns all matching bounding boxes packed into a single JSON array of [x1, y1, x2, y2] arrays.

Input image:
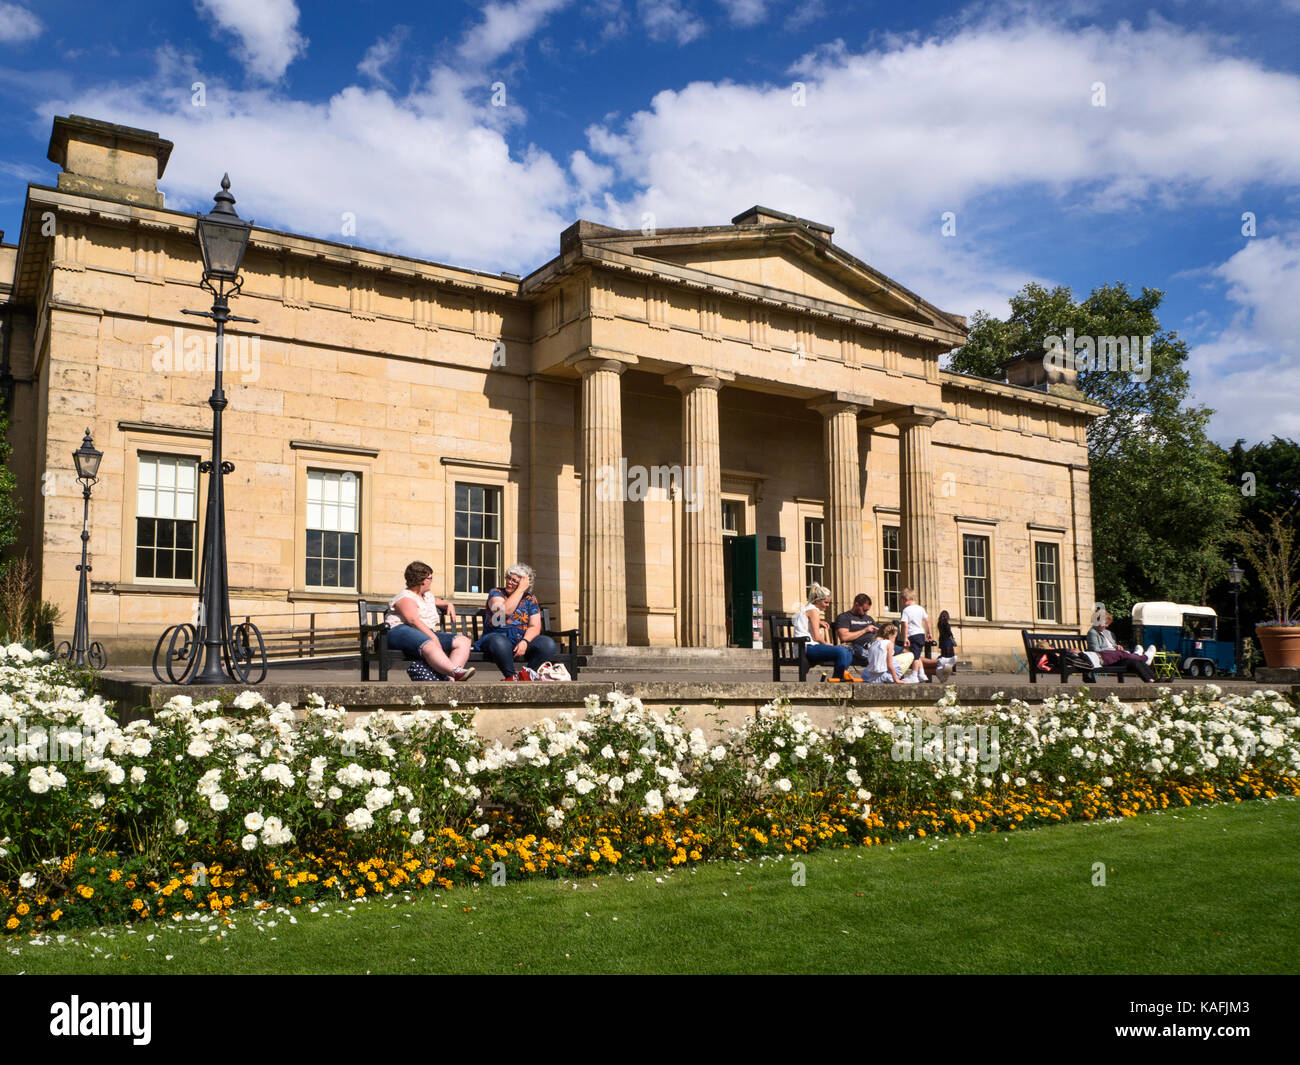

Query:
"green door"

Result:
[[728, 534, 759, 648]]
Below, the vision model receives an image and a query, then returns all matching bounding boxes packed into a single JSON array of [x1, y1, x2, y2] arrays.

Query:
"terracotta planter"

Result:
[[1256, 626, 1300, 668]]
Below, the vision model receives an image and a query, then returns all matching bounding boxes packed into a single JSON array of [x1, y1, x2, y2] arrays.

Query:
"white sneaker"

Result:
[[1144, 645, 1157, 664], [936, 662, 953, 683], [899, 670, 921, 685]]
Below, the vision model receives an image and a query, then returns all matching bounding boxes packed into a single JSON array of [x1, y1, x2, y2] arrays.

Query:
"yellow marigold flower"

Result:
[[76, 884, 94, 899], [130, 899, 144, 912], [5, 916, 19, 929]]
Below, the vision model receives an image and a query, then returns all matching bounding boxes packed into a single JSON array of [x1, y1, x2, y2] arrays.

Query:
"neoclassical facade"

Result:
[[0, 116, 1103, 664]]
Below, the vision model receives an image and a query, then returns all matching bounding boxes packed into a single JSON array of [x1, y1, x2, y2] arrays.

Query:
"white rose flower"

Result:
[[173, 819, 189, 836], [641, 789, 665, 816], [187, 738, 213, 758], [344, 808, 374, 832], [575, 778, 595, 795], [209, 792, 230, 812], [327, 786, 343, 800], [130, 738, 152, 757], [410, 829, 426, 845], [129, 766, 146, 785], [89, 792, 106, 808], [776, 778, 792, 793], [244, 811, 265, 831], [241, 833, 258, 851], [609, 776, 624, 793], [19, 872, 37, 889], [710, 745, 726, 761], [107, 765, 125, 786]]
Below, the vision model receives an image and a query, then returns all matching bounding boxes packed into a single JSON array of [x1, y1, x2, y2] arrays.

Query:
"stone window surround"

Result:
[[439, 457, 519, 609], [1029, 523, 1069, 626], [956, 518, 996, 623], [116, 424, 209, 595]]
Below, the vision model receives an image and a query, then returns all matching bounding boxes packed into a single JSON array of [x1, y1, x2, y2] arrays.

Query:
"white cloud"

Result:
[[40, 53, 571, 273], [719, 0, 767, 27], [357, 26, 408, 90], [638, 0, 707, 44], [195, 0, 307, 82], [457, 0, 572, 66], [0, 1, 40, 43], [583, 17, 1300, 314], [1187, 231, 1300, 443]]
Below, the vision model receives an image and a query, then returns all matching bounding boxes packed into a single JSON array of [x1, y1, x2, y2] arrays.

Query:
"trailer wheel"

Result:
[[1201, 661, 1215, 678]]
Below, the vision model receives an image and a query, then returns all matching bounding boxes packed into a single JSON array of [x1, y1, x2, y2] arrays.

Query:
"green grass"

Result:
[[5, 797, 1298, 974]]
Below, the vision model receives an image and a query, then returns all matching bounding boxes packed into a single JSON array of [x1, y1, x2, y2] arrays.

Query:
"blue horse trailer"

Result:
[[1131, 601, 1235, 678]]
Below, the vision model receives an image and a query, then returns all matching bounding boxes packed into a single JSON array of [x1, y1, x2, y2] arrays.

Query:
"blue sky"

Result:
[[2, 0, 1298, 444]]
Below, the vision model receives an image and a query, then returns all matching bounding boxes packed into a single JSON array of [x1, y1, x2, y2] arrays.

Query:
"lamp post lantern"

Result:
[[55, 428, 106, 668], [152, 174, 266, 684], [1228, 558, 1244, 677]]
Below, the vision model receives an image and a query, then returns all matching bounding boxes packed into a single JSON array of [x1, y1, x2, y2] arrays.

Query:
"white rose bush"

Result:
[[1, 643, 1297, 934]]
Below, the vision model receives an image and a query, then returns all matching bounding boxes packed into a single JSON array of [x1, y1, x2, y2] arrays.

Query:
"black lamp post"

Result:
[[152, 174, 266, 684], [55, 429, 106, 668], [1228, 558, 1244, 676]]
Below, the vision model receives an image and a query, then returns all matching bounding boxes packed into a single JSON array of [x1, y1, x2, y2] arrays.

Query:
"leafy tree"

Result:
[[0, 411, 20, 558], [1218, 438, 1300, 626], [949, 282, 1240, 616]]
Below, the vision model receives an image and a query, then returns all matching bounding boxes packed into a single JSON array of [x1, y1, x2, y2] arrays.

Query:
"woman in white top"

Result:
[[384, 561, 475, 681], [792, 583, 858, 682]]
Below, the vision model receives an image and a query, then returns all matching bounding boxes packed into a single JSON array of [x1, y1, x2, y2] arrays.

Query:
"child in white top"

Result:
[[863, 623, 924, 683]]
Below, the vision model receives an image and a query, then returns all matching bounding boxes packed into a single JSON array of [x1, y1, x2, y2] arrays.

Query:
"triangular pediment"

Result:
[[575, 212, 961, 334]]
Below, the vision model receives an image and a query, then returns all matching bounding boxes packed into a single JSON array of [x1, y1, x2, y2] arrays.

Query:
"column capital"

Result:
[[808, 390, 873, 418], [565, 348, 638, 376], [666, 365, 734, 392], [894, 405, 945, 429]]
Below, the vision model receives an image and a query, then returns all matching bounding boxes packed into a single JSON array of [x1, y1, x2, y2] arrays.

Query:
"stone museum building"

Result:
[[0, 115, 1104, 665]]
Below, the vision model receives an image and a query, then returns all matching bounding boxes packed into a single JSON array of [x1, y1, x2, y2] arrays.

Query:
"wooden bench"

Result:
[[769, 615, 812, 681], [1021, 630, 1129, 684], [358, 600, 581, 681]]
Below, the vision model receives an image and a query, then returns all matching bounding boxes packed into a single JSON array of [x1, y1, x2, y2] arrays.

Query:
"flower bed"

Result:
[[1, 645, 1298, 934]]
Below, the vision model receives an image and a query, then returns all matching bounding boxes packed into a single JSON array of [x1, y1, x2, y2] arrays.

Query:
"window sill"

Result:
[[102, 582, 199, 596]]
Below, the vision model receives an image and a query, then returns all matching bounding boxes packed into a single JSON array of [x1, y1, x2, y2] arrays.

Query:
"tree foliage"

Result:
[[949, 282, 1240, 615], [0, 411, 20, 559]]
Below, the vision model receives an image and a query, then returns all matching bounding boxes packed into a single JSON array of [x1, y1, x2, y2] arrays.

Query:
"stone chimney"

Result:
[[46, 115, 174, 209], [1004, 351, 1082, 398]]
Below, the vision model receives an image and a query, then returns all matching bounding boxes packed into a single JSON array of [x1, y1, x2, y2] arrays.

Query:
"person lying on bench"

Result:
[[1087, 611, 1156, 682]]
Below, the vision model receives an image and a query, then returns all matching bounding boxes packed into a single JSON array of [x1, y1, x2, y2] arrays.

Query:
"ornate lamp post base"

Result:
[[152, 618, 266, 684]]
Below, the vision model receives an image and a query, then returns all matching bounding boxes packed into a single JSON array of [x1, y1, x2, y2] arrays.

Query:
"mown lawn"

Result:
[[5, 797, 1298, 975]]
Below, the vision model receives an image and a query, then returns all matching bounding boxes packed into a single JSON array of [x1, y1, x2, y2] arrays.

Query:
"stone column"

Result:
[[571, 354, 630, 646], [897, 411, 942, 613], [668, 368, 731, 647], [810, 393, 871, 611]]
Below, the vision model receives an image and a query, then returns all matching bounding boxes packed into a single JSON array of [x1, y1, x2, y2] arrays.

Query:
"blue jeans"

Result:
[[387, 625, 457, 659], [806, 643, 853, 678], [477, 631, 558, 677]]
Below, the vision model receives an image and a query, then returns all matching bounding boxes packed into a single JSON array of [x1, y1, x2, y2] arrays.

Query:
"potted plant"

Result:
[[1238, 509, 1300, 668]]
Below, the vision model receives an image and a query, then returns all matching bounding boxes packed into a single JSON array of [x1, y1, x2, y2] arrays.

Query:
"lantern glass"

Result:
[[73, 430, 102, 481], [1227, 560, 1244, 585], [197, 213, 251, 281]]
